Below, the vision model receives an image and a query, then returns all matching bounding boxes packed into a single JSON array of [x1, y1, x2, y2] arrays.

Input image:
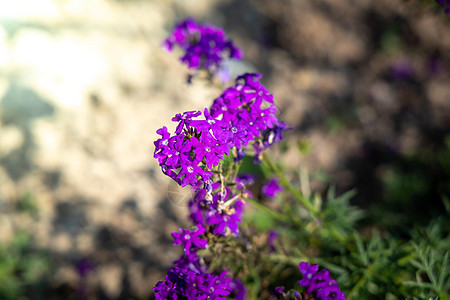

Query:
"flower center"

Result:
[[208, 119, 215, 125], [184, 234, 190, 240], [162, 140, 168, 145], [205, 147, 211, 152], [231, 127, 238, 133]]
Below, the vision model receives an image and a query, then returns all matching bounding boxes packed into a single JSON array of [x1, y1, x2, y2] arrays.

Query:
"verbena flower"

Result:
[[154, 110, 227, 188], [253, 120, 290, 163], [172, 224, 208, 255], [163, 18, 242, 74], [211, 73, 289, 161], [154, 73, 288, 189], [267, 230, 279, 252], [189, 181, 246, 236], [271, 286, 285, 299], [272, 262, 346, 300], [298, 262, 346, 300], [229, 279, 246, 300], [153, 266, 234, 300], [262, 178, 283, 198]]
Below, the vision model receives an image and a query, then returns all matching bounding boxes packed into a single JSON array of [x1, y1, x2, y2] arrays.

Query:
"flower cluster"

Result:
[[298, 262, 346, 300], [155, 18, 296, 300], [436, 0, 450, 15], [152, 72, 287, 298], [163, 18, 242, 74], [155, 221, 245, 299], [154, 265, 236, 300], [154, 73, 288, 188], [272, 262, 346, 300], [189, 175, 252, 236], [210, 73, 289, 162]]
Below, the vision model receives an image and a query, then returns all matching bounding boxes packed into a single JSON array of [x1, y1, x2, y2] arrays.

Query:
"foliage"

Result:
[[0, 232, 51, 300]]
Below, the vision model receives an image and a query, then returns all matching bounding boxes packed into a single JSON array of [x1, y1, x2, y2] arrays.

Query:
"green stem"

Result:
[[347, 274, 366, 299], [247, 198, 286, 222], [266, 253, 308, 266], [262, 153, 319, 218]]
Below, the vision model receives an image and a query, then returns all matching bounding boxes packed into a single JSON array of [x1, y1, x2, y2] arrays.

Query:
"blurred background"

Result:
[[0, 0, 449, 299]]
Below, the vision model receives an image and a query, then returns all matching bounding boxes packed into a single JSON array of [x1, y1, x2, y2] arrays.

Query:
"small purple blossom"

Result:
[[298, 262, 346, 300], [163, 18, 242, 74], [229, 278, 246, 300], [153, 265, 234, 300], [254, 120, 291, 163], [262, 178, 283, 198], [390, 59, 414, 80], [273, 262, 346, 300], [271, 286, 285, 299], [268, 230, 279, 252], [188, 180, 247, 237], [76, 257, 94, 278], [154, 110, 228, 188], [172, 224, 208, 255]]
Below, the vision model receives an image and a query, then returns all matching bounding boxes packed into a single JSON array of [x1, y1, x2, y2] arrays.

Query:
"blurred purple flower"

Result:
[[163, 18, 242, 74], [271, 286, 285, 299], [390, 59, 414, 80], [268, 230, 279, 252], [262, 178, 283, 198], [76, 258, 94, 278], [298, 262, 346, 300]]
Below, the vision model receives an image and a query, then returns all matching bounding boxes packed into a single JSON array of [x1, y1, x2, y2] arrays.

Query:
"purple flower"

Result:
[[172, 110, 201, 134], [173, 252, 201, 271], [207, 198, 244, 236], [390, 59, 414, 80], [172, 224, 208, 255], [154, 265, 235, 300], [188, 181, 246, 237], [163, 18, 242, 75], [229, 279, 246, 300], [271, 286, 285, 299], [190, 134, 227, 169], [235, 174, 255, 189], [154, 109, 230, 188], [76, 257, 94, 278], [298, 262, 320, 289], [177, 160, 211, 187], [262, 178, 283, 198], [268, 230, 279, 252], [209, 73, 289, 162], [254, 121, 291, 163], [298, 262, 346, 300]]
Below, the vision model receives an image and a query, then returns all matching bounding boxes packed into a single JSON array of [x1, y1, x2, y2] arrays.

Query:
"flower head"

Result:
[[163, 18, 242, 75], [298, 262, 346, 300], [262, 178, 283, 198], [172, 224, 208, 255], [154, 265, 234, 300]]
